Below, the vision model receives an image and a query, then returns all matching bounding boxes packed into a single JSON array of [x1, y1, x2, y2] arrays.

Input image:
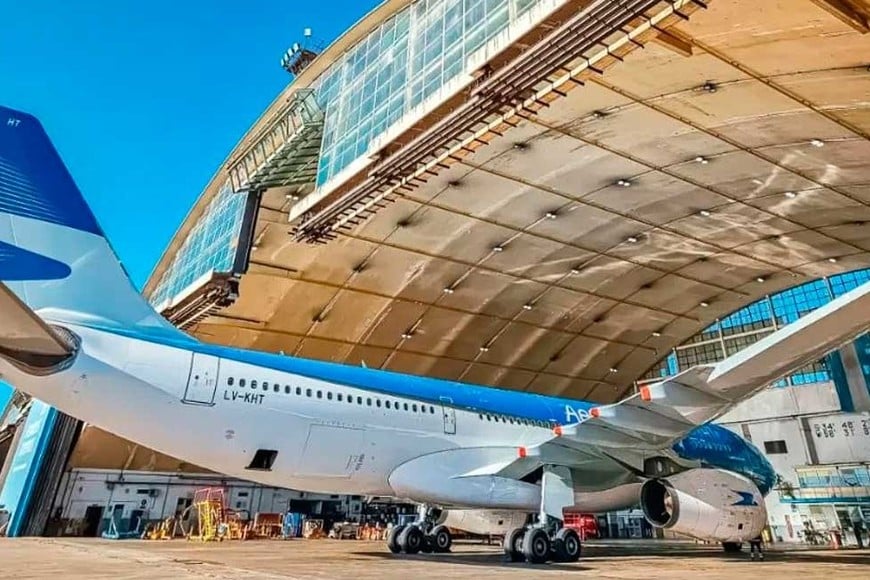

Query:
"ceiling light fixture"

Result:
[[522, 303, 534, 311], [784, 191, 797, 199], [699, 301, 710, 308], [698, 209, 712, 217], [447, 180, 462, 188], [479, 345, 491, 353], [626, 236, 639, 244], [443, 287, 456, 294], [756, 277, 766, 283], [286, 193, 300, 201], [810, 139, 825, 148], [609, 367, 618, 373], [400, 332, 414, 340], [493, 245, 505, 253], [695, 156, 709, 165], [545, 212, 558, 220], [702, 81, 718, 93], [512, 142, 529, 151], [616, 179, 632, 187], [651, 331, 662, 337], [828, 257, 838, 263], [570, 267, 581, 275], [592, 110, 608, 119]]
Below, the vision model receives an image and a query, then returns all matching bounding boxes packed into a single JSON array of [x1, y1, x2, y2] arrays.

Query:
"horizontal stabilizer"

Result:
[[0, 282, 73, 369]]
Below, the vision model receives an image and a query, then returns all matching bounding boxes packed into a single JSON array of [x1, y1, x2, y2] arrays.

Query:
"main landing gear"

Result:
[[504, 464, 581, 564], [387, 506, 452, 555], [503, 519, 582, 564]]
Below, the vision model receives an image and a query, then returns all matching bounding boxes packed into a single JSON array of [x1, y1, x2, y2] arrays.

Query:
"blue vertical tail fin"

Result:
[[0, 105, 176, 334]]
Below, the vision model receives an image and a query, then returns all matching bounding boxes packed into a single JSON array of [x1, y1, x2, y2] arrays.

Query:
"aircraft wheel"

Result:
[[552, 528, 581, 562], [722, 542, 743, 553], [522, 527, 551, 564], [399, 524, 425, 554], [387, 524, 405, 554], [503, 527, 525, 562], [429, 524, 452, 553]]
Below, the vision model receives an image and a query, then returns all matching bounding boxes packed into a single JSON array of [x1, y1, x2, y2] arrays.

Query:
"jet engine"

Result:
[[640, 468, 766, 543]]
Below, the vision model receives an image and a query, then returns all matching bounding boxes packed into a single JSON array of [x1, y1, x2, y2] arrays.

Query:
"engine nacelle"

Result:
[[640, 468, 766, 543]]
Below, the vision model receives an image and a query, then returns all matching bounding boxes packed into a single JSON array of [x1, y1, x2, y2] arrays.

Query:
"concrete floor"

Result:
[[0, 538, 867, 579]]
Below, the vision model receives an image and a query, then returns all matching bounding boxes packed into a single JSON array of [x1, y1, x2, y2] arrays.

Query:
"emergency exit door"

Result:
[[183, 353, 220, 405], [440, 397, 456, 435]]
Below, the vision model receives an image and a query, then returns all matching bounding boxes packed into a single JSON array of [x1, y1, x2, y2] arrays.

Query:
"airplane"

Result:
[[2, 104, 869, 564]]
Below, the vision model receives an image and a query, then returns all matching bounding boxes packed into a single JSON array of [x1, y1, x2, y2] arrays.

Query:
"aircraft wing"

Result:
[[530, 280, 870, 461]]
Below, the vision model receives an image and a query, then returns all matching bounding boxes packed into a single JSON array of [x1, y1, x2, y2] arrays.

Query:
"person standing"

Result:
[[749, 534, 764, 561]]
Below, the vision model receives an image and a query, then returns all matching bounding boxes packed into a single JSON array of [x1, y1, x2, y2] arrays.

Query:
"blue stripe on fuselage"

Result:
[[84, 321, 594, 424]]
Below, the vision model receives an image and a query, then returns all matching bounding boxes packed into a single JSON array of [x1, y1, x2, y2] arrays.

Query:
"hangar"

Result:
[[2, 0, 869, 542]]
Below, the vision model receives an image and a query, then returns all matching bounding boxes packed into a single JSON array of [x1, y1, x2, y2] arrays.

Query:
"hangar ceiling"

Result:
[[186, 0, 870, 404]]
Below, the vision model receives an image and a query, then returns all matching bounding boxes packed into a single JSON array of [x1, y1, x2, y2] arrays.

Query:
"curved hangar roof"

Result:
[[146, 0, 870, 404]]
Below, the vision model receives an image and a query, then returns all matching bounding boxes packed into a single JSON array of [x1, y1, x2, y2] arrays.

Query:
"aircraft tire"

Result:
[[387, 524, 406, 553], [503, 528, 525, 562], [429, 524, 452, 553], [399, 524, 425, 554], [552, 528, 581, 562], [722, 542, 743, 553], [522, 527, 551, 564]]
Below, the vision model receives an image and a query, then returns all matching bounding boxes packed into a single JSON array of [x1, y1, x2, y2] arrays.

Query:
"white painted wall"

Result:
[[716, 383, 870, 542], [52, 468, 358, 534]]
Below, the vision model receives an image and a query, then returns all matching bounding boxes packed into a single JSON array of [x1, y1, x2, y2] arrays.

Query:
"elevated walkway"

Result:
[[227, 89, 324, 195]]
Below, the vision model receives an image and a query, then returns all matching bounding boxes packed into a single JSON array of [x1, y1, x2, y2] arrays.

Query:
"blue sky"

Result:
[[0, 0, 376, 288], [0, 1, 377, 406]]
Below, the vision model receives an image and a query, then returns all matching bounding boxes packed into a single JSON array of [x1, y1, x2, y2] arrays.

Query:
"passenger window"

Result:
[[395, 401, 400, 411], [284, 386, 290, 394], [262, 382, 268, 391], [306, 389, 312, 397], [430, 407, 435, 414], [296, 387, 302, 396], [227, 377, 234, 386], [239, 379, 246, 387], [412, 404, 418, 412], [337, 393, 343, 402], [317, 391, 322, 399], [252, 380, 258, 389], [385, 401, 391, 409], [376, 399, 381, 408], [357, 396, 363, 405], [486, 415, 492, 421], [327, 392, 333, 401], [273, 384, 279, 393], [367, 398, 372, 406], [404, 403, 409, 411]]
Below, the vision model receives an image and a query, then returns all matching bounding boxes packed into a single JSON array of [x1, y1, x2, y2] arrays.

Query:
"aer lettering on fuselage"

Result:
[[2, 104, 869, 562]]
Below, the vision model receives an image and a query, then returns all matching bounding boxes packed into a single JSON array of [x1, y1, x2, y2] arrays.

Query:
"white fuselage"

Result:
[[0, 322, 639, 513]]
